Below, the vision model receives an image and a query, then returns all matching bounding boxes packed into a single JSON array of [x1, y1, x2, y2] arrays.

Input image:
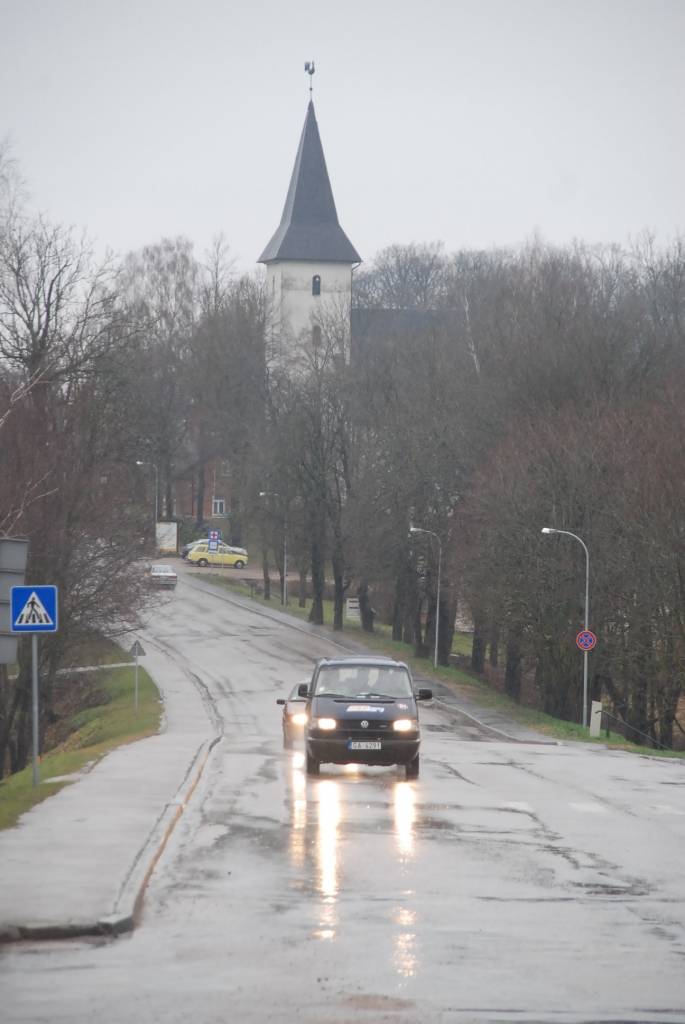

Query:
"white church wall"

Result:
[[273, 260, 353, 341]]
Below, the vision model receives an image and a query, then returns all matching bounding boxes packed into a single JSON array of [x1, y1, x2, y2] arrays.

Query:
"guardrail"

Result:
[[595, 706, 671, 751]]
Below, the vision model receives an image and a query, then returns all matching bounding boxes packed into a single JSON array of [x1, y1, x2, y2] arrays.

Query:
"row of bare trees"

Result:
[[0, 147, 148, 774], [254, 238, 685, 748], [0, 149, 268, 776]]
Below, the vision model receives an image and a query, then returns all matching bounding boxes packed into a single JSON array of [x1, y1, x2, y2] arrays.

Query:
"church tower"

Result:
[[258, 96, 361, 351]]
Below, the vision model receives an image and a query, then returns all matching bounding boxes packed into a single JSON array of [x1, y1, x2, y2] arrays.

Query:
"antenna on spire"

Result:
[[304, 60, 315, 97]]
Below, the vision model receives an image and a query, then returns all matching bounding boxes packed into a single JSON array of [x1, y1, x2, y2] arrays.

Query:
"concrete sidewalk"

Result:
[[0, 636, 219, 943]]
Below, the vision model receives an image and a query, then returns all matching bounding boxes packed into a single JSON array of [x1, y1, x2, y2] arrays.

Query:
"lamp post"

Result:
[[135, 460, 158, 533], [541, 527, 590, 728], [259, 491, 287, 606], [409, 525, 442, 669]]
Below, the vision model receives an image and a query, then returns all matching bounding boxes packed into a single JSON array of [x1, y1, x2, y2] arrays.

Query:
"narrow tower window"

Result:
[[312, 274, 321, 296]]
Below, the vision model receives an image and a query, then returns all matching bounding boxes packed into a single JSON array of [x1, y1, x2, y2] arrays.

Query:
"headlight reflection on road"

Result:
[[314, 779, 341, 941], [289, 755, 307, 868], [392, 788, 418, 977], [393, 906, 418, 978], [393, 782, 416, 859]]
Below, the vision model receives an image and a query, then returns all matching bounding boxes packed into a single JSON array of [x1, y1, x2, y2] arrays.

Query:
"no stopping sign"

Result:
[[576, 630, 597, 651]]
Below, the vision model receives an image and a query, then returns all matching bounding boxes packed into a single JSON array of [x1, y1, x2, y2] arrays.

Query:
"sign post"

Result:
[[10, 585, 59, 785], [576, 630, 597, 729], [208, 528, 220, 553], [129, 640, 146, 711]]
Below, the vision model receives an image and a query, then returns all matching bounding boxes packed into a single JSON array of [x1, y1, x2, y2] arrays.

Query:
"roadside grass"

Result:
[[61, 635, 133, 668], [204, 572, 685, 759], [0, 652, 161, 831]]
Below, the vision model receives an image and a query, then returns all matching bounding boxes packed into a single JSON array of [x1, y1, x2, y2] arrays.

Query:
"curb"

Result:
[[431, 694, 559, 745], [0, 733, 222, 945]]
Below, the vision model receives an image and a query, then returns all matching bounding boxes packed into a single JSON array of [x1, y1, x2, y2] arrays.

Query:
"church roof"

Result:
[[258, 101, 361, 265]]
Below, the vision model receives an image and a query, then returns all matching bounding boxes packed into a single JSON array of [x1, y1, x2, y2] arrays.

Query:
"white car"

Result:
[[148, 564, 178, 587]]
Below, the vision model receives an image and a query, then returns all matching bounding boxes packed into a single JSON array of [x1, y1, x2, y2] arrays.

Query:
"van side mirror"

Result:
[[417, 688, 433, 701], [297, 683, 309, 698]]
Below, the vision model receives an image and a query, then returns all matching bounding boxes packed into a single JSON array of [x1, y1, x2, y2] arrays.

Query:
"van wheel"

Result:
[[198, 559, 208, 567], [306, 751, 320, 775], [234, 560, 245, 569], [405, 755, 419, 779]]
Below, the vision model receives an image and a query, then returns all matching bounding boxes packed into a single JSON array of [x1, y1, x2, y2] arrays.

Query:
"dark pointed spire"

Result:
[[258, 101, 361, 264]]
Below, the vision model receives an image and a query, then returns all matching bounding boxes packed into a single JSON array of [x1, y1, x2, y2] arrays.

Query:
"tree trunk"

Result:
[[489, 623, 499, 667], [11, 672, 32, 774], [261, 548, 271, 601], [438, 597, 454, 666], [358, 579, 375, 633], [332, 552, 345, 631], [275, 535, 284, 605], [391, 567, 406, 641], [657, 697, 677, 749], [629, 627, 652, 741], [164, 462, 173, 522], [471, 615, 486, 673], [309, 533, 325, 625], [298, 566, 308, 608], [504, 631, 522, 700], [414, 596, 428, 658], [402, 563, 417, 645], [195, 463, 206, 527], [0, 666, 26, 780], [230, 494, 243, 546]]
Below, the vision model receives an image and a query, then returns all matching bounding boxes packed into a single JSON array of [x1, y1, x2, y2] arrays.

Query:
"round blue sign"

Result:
[[576, 630, 597, 651]]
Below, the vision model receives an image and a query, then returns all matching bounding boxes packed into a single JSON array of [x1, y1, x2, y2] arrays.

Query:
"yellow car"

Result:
[[186, 543, 248, 569]]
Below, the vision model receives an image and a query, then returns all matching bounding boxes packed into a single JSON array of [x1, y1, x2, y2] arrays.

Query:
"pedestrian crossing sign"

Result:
[[10, 586, 58, 633]]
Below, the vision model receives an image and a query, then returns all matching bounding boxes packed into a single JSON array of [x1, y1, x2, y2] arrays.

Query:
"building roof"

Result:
[[258, 101, 361, 265], [350, 307, 441, 364]]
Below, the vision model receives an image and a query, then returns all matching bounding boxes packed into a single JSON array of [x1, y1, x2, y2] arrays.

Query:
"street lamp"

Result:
[[135, 460, 158, 529], [409, 525, 442, 669], [541, 527, 590, 728], [259, 491, 287, 606]]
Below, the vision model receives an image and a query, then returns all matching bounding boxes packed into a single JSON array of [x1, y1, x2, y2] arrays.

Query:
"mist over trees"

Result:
[[0, 157, 269, 775], [2, 143, 684, 767], [306, 237, 685, 747]]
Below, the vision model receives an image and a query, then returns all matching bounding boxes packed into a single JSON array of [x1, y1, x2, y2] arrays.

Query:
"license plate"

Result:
[[348, 741, 381, 751]]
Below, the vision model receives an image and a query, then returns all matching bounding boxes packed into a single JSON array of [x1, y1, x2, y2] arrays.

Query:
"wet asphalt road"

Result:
[[2, 569, 685, 1023]]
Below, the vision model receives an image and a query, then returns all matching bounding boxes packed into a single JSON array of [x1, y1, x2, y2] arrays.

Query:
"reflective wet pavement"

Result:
[[2, 567, 685, 1022]]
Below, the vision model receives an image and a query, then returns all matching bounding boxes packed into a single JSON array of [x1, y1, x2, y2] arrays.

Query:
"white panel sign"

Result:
[[156, 522, 178, 554]]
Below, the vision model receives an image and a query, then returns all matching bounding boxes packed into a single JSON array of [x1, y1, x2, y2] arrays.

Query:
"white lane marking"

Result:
[[569, 802, 606, 813]]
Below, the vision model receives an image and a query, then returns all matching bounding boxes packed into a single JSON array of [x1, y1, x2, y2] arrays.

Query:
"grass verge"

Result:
[[204, 572, 685, 759], [0, 646, 162, 831]]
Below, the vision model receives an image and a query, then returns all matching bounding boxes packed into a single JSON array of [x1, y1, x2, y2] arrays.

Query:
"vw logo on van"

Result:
[[361, 720, 369, 729]]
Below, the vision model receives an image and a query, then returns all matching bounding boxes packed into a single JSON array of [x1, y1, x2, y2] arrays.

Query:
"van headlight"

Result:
[[317, 718, 337, 730], [393, 719, 417, 732]]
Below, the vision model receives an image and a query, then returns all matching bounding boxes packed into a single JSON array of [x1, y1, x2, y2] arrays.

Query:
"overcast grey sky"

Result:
[[2, 0, 683, 270]]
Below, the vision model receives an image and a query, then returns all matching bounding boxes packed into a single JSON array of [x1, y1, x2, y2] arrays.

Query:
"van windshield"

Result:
[[314, 665, 413, 699]]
